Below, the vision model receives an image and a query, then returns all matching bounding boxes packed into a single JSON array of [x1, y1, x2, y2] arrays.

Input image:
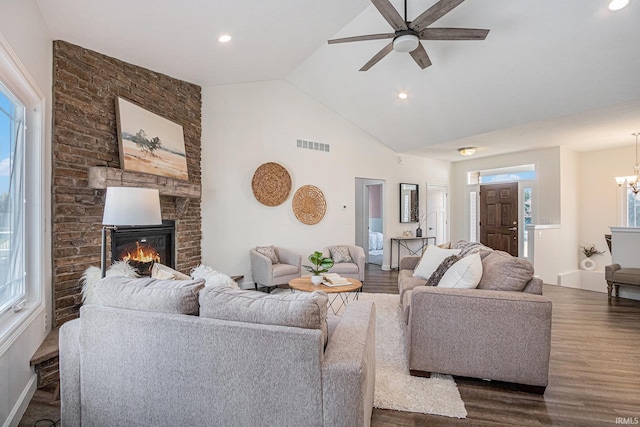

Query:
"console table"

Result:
[[391, 236, 435, 270]]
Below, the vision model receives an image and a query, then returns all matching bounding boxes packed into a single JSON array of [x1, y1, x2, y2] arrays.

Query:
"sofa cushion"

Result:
[[93, 276, 205, 315], [413, 245, 461, 280], [437, 253, 483, 289], [272, 263, 300, 278], [256, 245, 280, 264], [399, 270, 427, 302], [330, 245, 353, 263], [199, 287, 329, 344], [329, 262, 358, 275], [478, 250, 534, 292]]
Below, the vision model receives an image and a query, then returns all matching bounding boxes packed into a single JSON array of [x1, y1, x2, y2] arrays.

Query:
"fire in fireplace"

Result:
[[110, 220, 175, 275]]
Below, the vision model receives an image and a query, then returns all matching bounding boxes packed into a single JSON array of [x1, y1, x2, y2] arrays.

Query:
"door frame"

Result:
[[426, 183, 448, 245], [355, 178, 386, 267]]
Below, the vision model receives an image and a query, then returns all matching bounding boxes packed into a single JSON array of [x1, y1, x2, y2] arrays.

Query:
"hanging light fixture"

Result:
[[615, 132, 640, 194]]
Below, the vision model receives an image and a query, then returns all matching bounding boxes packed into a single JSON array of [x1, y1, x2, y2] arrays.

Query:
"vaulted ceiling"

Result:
[[36, 0, 640, 161]]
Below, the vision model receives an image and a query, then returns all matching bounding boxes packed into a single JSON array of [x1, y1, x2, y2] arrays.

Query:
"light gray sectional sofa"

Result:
[[398, 244, 552, 392], [60, 276, 376, 426]]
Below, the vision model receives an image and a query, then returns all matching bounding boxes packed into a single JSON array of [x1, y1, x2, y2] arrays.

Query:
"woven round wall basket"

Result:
[[292, 185, 326, 225], [251, 162, 292, 207]]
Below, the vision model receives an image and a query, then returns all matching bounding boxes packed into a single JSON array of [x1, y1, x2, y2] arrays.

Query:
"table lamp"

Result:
[[101, 187, 162, 277]]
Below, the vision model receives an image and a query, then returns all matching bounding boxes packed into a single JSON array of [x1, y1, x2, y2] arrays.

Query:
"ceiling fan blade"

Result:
[[360, 42, 394, 71], [372, 0, 407, 31], [409, 43, 432, 69], [419, 28, 489, 40], [410, 0, 466, 33], [328, 33, 395, 44]]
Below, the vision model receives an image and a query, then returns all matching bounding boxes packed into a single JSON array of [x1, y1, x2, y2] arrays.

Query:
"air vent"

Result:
[[296, 139, 330, 152]]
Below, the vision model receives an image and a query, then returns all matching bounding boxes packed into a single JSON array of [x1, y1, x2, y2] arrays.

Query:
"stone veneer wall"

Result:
[[52, 41, 202, 327]]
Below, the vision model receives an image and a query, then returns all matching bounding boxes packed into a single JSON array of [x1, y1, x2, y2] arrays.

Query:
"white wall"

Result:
[[0, 0, 52, 425], [578, 146, 629, 271], [576, 146, 640, 299], [450, 147, 562, 244], [450, 146, 582, 285], [201, 80, 449, 283]]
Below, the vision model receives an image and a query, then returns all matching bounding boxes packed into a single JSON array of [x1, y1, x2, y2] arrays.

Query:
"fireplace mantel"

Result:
[[88, 166, 201, 216], [88, 166, 201, 198]]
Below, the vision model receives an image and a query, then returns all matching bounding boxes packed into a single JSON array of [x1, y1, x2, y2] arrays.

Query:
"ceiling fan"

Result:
[[328, 0, 489, 71]]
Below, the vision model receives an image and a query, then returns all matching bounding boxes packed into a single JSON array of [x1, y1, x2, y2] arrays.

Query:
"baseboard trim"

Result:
[[3, 373, 37, 427]]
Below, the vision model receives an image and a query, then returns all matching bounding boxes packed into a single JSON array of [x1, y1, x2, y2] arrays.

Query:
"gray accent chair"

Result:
[[250, 246, 301, 291], [59, 297, 376, 426], [399, 255, 552, 393], [605, 263, 640, 300], [322, 245, 366, 281]]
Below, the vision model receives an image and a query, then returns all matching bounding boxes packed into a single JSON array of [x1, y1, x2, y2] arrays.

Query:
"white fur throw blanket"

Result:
[[80, 261, 139, 305], [191, 264, 239, 289]]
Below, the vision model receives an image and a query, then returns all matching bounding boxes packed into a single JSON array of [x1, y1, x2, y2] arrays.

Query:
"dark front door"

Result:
[[480, 182, 518, 256]]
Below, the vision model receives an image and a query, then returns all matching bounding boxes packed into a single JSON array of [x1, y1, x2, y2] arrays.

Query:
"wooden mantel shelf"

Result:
[[88, 166, 201, 199]]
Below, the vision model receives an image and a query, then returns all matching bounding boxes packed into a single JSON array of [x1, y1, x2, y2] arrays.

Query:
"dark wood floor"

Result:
[[20, 264, 640, 426]]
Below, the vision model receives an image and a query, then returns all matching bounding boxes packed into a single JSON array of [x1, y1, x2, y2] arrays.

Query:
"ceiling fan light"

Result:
[[393, 34, 419, 53], [608, 0, 629, 10]]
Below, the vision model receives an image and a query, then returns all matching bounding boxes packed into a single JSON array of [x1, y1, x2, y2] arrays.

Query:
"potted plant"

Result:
[[579, 243, 604, 271], [303, 251, 334, 285]]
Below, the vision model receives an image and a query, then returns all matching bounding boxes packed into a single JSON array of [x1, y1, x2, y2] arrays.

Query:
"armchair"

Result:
[[322, 245, 366, 282], [250, 247, 301, 292]]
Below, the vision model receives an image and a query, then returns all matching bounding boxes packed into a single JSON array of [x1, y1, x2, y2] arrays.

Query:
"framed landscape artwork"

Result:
[[115, 97, 189, 180]]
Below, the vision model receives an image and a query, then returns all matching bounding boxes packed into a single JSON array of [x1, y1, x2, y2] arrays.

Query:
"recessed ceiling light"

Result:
[[609, 0, 629, 10], [398, 92, 408, 100], [218, 34, 232, 43]]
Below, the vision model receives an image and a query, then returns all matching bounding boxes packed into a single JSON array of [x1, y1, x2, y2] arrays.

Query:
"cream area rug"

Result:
[[357, 293, 467, 419]]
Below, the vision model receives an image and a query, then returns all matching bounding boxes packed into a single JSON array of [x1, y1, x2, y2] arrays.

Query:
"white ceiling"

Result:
[[36, 0, 640, 162]]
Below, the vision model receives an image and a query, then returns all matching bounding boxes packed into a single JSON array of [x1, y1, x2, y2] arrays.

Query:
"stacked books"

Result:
[[322, 273, 350, 287]]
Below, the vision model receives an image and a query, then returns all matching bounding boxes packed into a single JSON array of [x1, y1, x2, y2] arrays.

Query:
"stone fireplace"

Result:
[[51, 41, 203, 327], [111, 220, 176, 276]]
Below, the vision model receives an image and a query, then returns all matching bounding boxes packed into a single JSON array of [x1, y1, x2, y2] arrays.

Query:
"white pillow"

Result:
[[437, 253, 483, 289], [152, 263, 191, 280], [412, 245, 461, 280]]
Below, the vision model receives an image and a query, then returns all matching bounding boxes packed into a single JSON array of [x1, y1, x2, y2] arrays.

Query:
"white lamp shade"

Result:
[[102, 187, 162, 226]]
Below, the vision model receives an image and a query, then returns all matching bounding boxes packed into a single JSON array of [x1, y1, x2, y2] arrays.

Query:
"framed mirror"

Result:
[[400, 183, 419, 223]]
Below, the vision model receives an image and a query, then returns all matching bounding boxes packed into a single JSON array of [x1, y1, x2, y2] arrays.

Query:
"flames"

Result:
[[120, 241, 161, 264]]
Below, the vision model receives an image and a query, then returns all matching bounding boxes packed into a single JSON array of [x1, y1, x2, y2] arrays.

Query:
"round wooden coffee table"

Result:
[[289, 276, 362, 315]]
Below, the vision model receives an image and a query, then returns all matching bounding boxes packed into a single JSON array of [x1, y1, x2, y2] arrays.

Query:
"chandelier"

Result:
[[615, 132, 640, 194]]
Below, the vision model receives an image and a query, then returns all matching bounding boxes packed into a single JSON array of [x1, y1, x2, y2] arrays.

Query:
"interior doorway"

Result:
[[426, 184, 448, 245], [355, 178, 385, 267], [480, 182, 518, 255]]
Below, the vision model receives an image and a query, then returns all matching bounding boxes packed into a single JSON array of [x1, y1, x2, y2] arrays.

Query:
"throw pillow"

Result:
[[256, 245, 280, 264], [80, 261, 139, 305], [199, 287, 329, 345], [93, 276, 205, 315], [151, 263, 191, 280], [191, 264, 240, 289], [477, 250, 534, 292], [330, 246, 353, 263], [426, 255, 460, 286], [437, 253, 483, 289], [412, 245, 461, 280]]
